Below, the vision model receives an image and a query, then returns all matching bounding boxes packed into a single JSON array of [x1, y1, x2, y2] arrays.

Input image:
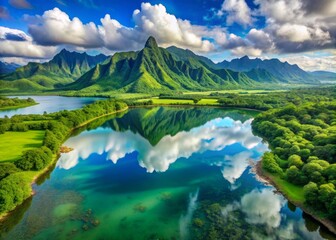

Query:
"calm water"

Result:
[[0, 96, 101, 118], [0, 107, 334, 240]]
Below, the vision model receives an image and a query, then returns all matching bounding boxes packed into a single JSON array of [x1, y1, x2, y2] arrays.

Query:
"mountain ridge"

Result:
[[0, 49, 108, 92]]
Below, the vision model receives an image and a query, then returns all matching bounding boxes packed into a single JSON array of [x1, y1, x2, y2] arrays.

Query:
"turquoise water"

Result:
[[0, 107, 334, 240], [0, 96, 101, 118]]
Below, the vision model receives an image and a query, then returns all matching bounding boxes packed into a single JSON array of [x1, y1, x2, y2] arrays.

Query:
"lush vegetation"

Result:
[[0, 99, 128, 215], [0, 130, 45, 162], [252, 99, 336, 220], [0, 97, 36, 110], [1, 50, 108, 92]]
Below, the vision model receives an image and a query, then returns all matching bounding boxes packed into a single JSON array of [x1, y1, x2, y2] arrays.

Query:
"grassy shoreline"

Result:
[[0, 102, 38, 111], [0, 106, 129, 221], [255, 161, 336, 235]]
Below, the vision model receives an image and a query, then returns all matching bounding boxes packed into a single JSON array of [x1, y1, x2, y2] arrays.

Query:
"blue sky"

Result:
[[0, 0, 335, 71]]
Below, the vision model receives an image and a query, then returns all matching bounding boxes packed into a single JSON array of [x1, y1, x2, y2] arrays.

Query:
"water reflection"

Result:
[[2, 107, 333, 240], [58, 117, 266, 184]]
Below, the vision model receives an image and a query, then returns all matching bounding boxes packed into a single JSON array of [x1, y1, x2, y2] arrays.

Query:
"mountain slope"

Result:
[[166, 46, 217, 69], [68, 37, 268, 93], [1, 49, 108, 90], [217, 56, 318, 84], [0, 61, 21, 75], [310, 71, 336, 82]]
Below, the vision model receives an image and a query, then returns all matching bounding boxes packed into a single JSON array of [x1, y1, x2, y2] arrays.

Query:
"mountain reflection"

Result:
[[57, 107, 266, 183]]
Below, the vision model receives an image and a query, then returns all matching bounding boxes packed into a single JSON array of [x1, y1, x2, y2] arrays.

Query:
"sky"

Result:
[[0, 0, 335, 72]]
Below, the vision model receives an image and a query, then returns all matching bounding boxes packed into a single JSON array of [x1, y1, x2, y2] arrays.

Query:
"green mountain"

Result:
[[216, 56, 318, 84], [0, 49, 108, 92], [66, 37, 272, 93], [166, 46, 217, 69]]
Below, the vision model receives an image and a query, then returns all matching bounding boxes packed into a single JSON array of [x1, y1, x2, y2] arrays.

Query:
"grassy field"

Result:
[[182, 89, 287, 96], [263, 170, 305, 203], [0, 130, 45, 162]]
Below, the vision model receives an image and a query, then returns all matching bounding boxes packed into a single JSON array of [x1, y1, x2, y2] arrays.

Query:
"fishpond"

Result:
[[0, 107, 334, 240]]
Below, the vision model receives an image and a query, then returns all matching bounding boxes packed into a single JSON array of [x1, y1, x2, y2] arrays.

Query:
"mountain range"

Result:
[[0, 50, 108, 93], [0, 61, 21, 75], [0, 36, 332, 93]]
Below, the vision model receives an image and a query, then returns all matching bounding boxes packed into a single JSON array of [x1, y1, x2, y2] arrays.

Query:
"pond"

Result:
[[0, 107, 333, 240], [0, 96, 102, 118]]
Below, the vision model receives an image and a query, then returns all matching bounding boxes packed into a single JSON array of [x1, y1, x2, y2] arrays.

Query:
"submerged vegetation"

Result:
[[0, 99, 128, 216]]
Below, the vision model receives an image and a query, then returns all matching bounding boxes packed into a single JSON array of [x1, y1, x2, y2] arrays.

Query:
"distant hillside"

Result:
[[66, 37, 276, 93], [0, 61, 21, 75], [310, 71, 336, 82], [0, 50, 108, 92], [216, 56, 318, 84]]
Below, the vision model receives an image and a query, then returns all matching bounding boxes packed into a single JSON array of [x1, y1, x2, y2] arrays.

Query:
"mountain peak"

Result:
[[145, 36, 158, 48]]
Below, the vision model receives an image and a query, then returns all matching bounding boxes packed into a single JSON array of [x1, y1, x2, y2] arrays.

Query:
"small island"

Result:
[[0, 97, 37, 111]]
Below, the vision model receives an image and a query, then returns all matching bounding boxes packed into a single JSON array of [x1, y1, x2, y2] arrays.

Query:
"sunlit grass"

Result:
[[0, 130, 45, 162]]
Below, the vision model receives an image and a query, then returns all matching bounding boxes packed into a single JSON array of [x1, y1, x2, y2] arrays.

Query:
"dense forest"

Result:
[[252, 101, 336, 219], [0, 99, 128, 214]]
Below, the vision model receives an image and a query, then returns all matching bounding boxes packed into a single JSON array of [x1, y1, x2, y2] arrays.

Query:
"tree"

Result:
[[303, 182, 319, 205], [286, 166, 301, 184], [288, 155, 304, 169], [318, 183, 336, 210]]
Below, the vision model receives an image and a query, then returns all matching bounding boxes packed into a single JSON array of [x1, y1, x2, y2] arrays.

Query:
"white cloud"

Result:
[[28, 8, 103, 48], [0, 26, 57, 59], [26, 4, 219, 53], [217, 0, 253, 27], [279, 54, 336, 72]]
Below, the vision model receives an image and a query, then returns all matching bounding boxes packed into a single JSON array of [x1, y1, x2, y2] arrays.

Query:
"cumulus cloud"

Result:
[[0, 27, 57, 58], [57, 117, 265, 173], [253, 0, 336, 53], [217, 0, 253, 27], [9, 0, 32, 9], [26, 4, 219, 52], [280, 54, 336, 72], [28, 8, 103, 48]]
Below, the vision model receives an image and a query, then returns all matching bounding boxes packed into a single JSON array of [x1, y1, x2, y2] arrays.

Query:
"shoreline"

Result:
[[0, 102, 38, 111], [0, 107, 129, 221], [254, 160, 336, 235]]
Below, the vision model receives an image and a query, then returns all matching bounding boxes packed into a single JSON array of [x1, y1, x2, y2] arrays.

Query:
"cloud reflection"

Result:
[[57, 118, 265, 179]]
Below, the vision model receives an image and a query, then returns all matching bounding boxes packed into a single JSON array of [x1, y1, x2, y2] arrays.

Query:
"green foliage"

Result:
[[303, 182, 319, 205], [262, 152, 283, 175], [0, 99, 128, 215], [253, 97, 336, 220], [0, 97, 36, 110], [15, 146, 53, 171], [288, 155, 304, 168]]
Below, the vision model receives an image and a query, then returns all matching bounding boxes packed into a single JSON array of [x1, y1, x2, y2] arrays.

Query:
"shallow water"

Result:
[[0, 107, 334, 240], [0, 96, 101, 118]]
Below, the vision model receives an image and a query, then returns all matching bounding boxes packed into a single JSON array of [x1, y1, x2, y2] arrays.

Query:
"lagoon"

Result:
[[0, 107, 332, 239]]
